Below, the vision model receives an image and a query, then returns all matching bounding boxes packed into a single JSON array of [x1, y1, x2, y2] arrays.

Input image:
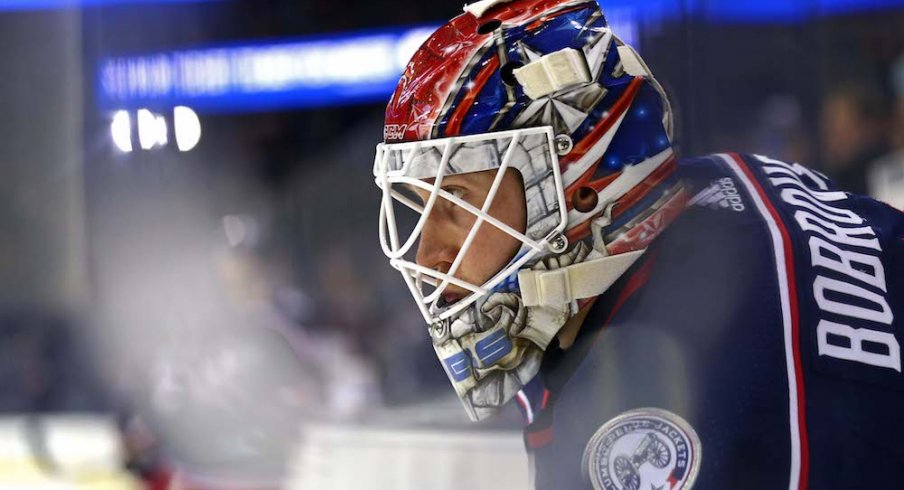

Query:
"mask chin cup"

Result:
[[430, 284, 577, 422], [434, 247, 647, 421]]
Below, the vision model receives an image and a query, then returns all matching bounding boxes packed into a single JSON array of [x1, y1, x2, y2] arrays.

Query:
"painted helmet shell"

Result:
[[376, 0, 683, 420]]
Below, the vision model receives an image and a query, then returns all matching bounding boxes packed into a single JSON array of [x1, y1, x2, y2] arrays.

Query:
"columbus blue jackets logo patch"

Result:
[[583, 408, 702, 490]]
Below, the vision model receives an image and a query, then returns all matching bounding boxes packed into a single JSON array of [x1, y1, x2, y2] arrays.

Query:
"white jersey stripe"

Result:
[[516, 390, 535, 425], [718, 153, 803, 490]]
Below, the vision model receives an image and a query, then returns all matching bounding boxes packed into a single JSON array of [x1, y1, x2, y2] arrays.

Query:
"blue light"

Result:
[[606, 156, 624, 170], [596, 0, 904, 23], [97, 25, 438, 114], [94, 0, 904, 114], [817, 0, 904, 14], [0, 0, 217, 11]]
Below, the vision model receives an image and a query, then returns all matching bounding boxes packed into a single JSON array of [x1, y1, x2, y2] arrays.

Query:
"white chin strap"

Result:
[[517, 250, 646, 307]]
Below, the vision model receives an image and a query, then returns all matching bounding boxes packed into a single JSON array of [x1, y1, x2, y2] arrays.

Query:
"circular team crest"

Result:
[[583, 408, 702, 490]]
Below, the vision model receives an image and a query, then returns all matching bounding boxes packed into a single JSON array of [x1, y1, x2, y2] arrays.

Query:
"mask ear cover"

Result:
[[615, 45, 649, 77], [513, 48, 593, 100]]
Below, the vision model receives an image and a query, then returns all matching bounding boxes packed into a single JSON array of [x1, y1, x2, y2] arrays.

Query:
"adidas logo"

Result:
[[690, 177, 746, 212]]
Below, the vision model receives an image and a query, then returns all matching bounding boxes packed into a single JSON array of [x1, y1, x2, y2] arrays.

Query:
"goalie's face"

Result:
[[374, 127, 568, 326], [412, 168, 527, 306]]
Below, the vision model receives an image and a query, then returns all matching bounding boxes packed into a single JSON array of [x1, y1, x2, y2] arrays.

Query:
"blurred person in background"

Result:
[[107, 213, 346, 490], [372, 0, 904, 488], [820, 79, 893, 194], [868, 53, 904, 209]]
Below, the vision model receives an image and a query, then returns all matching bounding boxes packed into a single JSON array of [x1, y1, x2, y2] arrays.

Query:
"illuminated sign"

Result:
[[98, 26, 437, 113], [96, 0, 902, 113], [0, 0, 215, 10]]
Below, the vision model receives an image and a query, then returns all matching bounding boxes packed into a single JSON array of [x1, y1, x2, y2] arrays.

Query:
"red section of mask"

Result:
[[383, 0, 585, 143]]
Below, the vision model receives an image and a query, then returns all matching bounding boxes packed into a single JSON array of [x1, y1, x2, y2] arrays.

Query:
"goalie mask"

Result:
[[374, 0, 687, 421]]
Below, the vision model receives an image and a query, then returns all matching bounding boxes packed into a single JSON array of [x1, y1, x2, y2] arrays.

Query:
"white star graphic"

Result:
[[502, 28, 614, 136]]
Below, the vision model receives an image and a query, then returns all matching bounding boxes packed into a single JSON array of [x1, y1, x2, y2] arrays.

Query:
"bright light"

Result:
[[110, 110, 132, 152], [98, 25, 441, 112], [137, 108, 168, 150], [137, 109, 154, 149], [0, 0, 221, 12], [174, 106, 202, 152], [222, 215, 247, 248]]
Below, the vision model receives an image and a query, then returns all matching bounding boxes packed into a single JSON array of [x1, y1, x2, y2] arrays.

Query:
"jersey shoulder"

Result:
[[677, 152, 904, 386], [532, 153, 904, 489], [676, 152, 903, 251]]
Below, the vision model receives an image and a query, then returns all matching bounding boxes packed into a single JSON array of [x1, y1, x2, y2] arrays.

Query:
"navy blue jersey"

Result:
[[517, 153, 904, 489]]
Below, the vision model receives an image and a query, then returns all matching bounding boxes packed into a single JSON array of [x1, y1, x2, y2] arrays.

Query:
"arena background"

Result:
[[0, 0, 901, 488]]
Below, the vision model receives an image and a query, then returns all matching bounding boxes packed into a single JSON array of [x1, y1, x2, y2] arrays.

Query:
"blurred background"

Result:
[[0, 0, 901, 488]]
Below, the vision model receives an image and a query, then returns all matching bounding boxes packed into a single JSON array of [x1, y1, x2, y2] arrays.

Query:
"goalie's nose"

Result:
[[414, 208, 460, 273]]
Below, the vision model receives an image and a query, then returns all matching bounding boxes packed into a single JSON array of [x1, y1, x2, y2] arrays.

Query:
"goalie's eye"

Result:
[[441, 185, 466, 201], [404, 182, 468, 207]]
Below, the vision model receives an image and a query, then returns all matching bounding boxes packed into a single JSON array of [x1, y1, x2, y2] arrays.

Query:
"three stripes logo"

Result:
[[689, 177, 746, 212]]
